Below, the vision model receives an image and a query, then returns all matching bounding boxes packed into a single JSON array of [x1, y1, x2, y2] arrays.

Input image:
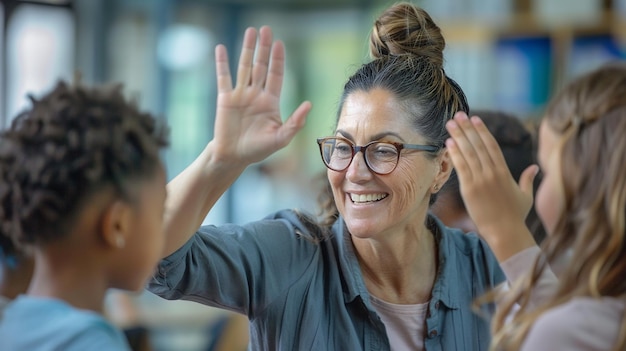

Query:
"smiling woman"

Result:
[[146, 3, 506, 351]]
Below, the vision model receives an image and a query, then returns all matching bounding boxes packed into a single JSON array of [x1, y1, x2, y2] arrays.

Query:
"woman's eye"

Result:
[[372, 144, 397, 157], [335, 143, 352, 155]]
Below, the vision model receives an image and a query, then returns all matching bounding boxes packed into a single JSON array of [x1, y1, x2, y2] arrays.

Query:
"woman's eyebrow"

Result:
[[335, 130, 406, 142]]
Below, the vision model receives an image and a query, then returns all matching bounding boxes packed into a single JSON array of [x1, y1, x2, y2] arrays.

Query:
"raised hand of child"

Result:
[[445, 111, 537, 261], [211, 26, 311, 167]]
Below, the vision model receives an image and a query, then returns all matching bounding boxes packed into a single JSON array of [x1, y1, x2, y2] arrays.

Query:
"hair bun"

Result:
[[369, 2, 445, 68]]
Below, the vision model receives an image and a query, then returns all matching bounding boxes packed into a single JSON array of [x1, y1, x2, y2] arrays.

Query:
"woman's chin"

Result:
[[345, 220, 381, 239]]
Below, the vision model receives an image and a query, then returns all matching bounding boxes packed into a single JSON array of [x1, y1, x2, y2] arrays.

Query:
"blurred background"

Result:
[[1, 0, 625, 350]]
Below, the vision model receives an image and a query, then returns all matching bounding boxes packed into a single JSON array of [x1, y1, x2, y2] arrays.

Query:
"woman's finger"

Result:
[[265, 40, 285, 97], [215, 44, 232, 93], [235, 27, 257, 88], [251, 26, 273, 88], [275, 101, 312, 147]]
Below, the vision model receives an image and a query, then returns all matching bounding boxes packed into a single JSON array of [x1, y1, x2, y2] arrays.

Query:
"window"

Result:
[[5, 4, 74, 122]]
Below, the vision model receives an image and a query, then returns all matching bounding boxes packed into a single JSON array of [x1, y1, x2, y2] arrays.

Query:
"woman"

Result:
[[150, 4, 503, 350]]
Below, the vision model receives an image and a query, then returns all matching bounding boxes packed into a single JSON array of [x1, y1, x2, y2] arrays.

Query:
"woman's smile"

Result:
[[348, 192, 389, 204]]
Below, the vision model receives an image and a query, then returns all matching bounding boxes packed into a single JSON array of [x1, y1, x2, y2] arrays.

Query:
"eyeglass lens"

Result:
[[319, 138, 399, 174]]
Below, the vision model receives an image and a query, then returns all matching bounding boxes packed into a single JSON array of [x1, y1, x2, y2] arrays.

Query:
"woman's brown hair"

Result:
[[311, 2, 469, 230]]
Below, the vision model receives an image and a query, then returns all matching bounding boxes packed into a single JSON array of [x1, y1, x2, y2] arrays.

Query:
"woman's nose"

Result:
[[345, 151, 373, 182]]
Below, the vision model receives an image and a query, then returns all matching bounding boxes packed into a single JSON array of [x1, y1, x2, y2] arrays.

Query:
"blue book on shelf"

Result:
[[567, 34, 625, 80], [493, 37, 552, 118]]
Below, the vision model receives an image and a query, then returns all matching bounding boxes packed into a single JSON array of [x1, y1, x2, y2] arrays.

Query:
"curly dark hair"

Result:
[[0, 150, 20, 265], [0, 81, 169, 246]]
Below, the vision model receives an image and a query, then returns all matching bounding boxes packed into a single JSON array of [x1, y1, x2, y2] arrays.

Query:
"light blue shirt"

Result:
[[148, 210, 505, 350], [0, 295, 130, 351]]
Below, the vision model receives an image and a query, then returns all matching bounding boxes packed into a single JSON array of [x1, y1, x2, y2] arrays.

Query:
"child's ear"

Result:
[[100, 200, 132, 249]]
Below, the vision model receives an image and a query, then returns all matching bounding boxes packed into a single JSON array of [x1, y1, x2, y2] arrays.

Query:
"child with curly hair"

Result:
[[0, 22, 304, 350], [0, 81, 169, 350]]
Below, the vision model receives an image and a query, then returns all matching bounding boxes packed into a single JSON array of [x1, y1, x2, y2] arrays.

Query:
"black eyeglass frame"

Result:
[[316, 136, 440, 175]]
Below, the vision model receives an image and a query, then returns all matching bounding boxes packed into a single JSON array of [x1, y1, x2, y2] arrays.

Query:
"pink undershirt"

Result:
[[370, 295, 429, 351]]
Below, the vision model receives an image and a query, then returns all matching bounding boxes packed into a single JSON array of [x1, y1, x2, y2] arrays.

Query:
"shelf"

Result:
[[441, 10, 626, 44]]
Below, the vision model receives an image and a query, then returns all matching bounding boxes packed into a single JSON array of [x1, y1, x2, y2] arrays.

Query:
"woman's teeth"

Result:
[[350, 193, 388, 203]]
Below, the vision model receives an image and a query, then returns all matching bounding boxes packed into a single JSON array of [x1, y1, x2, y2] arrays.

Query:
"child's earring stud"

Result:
[[115, 236, 125, 248]]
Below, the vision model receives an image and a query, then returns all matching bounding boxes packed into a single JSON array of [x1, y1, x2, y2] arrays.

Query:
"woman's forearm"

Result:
[[161, 141, 247, 257]]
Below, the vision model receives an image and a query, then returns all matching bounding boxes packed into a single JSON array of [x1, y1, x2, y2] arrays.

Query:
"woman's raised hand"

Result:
[[210, 26, 311, 166], [445, 112, 538, 260]]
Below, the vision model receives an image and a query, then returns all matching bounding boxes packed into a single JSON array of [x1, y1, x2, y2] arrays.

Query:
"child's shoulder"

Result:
[[0, 296, 129, 351], [532, 297, 625, 330], [7, 295, 94, 318], [523, 297, 626, 351]]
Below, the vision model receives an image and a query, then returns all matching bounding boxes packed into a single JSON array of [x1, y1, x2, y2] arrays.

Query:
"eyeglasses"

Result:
[[316, 136, 439, 175]]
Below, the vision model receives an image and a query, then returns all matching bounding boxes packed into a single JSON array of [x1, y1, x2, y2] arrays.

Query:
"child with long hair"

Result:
[[446, 62, 626, 350], [0, 81, 170, 350]]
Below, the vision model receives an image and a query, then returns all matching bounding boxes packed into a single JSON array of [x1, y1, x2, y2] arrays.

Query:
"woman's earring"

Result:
[[433, 184, 439, 192]]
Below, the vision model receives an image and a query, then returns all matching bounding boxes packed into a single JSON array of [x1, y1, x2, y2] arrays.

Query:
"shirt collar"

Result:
[[333, 214, 461, 309], [427, 214, 460, 309], [333, 217, 368, 304]]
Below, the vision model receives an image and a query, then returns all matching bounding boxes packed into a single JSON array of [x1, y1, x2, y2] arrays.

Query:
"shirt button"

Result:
[[435, 301, 440, 309], [429, 330, 438, 338]]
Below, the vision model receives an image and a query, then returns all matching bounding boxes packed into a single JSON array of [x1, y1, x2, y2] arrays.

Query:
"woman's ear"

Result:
[[100, 200, 132, 249], [432, 148, 453, 193]]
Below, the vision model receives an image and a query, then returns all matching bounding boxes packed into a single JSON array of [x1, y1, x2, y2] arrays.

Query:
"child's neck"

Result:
[[28, 251, 108, 314], [0, 260, 34, 300]]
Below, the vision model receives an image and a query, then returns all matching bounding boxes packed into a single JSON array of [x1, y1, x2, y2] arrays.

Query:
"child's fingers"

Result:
[[445, 137, 474, 183], [446, 112, 482, 178], [251, 26, 273, 88], [235, 27, 257, 88], [469, 115, 508, 171], [519, 165, 539, 200], [456, 114, 496, 172]]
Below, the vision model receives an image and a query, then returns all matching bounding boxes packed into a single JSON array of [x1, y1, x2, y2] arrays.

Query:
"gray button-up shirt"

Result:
[[148, 210, 504, 350]]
